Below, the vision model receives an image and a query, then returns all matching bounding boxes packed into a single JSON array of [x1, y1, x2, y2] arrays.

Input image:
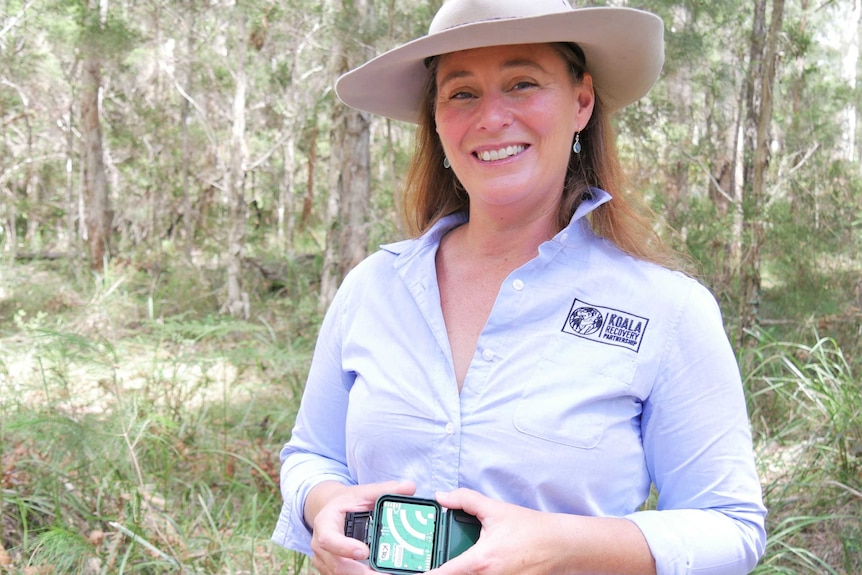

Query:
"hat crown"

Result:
[[335, 2, 664, 123], [430, 0, 574, 34]]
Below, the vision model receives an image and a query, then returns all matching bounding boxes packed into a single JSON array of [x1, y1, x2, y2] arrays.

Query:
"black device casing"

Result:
[[344, 494, 481, 574]]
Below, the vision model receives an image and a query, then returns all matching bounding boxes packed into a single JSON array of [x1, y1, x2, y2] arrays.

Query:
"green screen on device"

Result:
[[374, 499, 438, 572]]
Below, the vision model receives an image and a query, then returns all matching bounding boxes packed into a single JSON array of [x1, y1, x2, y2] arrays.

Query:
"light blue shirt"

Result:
[[272, 190, 767, 575]]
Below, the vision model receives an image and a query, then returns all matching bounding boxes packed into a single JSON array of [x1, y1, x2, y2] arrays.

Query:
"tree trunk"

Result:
[[738, 0, 785, 342], [840, 0, 861, 162], [279, 132, 296, 256], [319, 99, 371, 311], [3, 198, 17, 260], [300, 125, 317, 230], [336, 108, 371, 279], [319, 0, 373, 310], [181, 0, 197, 255], [23, 98, 41, 253], [81, 51, 111, 272], [223, 5, 249, 318], [65, 102, 76, 254]]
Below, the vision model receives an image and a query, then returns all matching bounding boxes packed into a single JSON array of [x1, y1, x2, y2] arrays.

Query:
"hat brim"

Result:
[[335, 7, 664, 124]]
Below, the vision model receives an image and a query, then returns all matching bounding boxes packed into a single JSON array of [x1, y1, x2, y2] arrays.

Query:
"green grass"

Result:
[[1, 257, 860, 574], [743, 328, 862, 574], [0, 259, 315, 574]]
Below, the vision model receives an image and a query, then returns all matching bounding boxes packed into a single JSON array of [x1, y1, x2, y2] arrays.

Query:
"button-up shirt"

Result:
[[272, 190, 767, 575]]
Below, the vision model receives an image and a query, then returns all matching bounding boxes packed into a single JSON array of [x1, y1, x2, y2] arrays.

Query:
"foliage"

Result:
[[0, 259, 317, 574], [2, 0, 862, 572], [2, 252, 861, 574], [742, 328, 862, 574]]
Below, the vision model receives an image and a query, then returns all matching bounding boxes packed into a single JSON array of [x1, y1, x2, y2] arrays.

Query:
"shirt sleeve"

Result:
[[271, 283, 357, 555], [625, 282, 767, 575]]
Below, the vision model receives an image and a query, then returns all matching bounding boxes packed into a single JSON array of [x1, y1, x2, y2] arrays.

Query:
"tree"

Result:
[[838, 0, 861, 162], [319, 0, 374, 310], [738, 0, 785, 340], [222, 2, 250, 318], [80, 0, 112, 272]]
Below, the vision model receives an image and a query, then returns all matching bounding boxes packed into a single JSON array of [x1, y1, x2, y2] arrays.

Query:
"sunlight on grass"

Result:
[[1, 260, 860, 574], [0, 261, 314, 574], [744, 328, 862, 574]]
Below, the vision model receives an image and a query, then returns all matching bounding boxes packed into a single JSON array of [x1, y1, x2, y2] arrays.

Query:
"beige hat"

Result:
[[335, 0, 665, 124]]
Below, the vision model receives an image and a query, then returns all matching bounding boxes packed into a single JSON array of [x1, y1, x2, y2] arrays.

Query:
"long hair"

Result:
[[400, 43, 690, 272]]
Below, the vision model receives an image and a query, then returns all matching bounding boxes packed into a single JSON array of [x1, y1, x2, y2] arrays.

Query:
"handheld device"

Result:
[[344, 494, 481, 574]]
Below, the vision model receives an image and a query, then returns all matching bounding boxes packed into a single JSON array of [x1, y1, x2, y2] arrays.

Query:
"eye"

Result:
[[449, 90, 476, 100], [511, 80, 538, 91]]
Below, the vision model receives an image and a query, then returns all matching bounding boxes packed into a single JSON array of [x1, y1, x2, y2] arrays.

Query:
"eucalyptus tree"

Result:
[[614, 0, 752, 296], [317, 0, 439, 309], [79, 0, 112, 272], [738, 0, 785, 339], [0, 0, 137, 270], [1, 0, 80, 257], [67, 0, 136, 271], [220, 0, 250, 317], [318, 0, 374, 310]]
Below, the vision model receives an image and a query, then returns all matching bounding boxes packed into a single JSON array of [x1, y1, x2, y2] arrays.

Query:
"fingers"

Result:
[[313, 552, 375, 575], [435, 487, 486, 517], [428, 552, 472, 575], [312, 480, 419, 574]]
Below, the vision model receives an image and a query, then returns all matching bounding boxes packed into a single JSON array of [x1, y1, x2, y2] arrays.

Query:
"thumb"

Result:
[[435, 487, 485, 517]]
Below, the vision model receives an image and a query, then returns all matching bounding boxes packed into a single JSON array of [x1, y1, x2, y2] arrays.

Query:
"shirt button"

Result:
[[512, 279, 524, 291], [482, 349, 494, 361], [445, 422, 455, 435]]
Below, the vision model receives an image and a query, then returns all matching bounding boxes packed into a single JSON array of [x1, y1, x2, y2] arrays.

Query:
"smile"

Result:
[[477, 145, 526, 162]]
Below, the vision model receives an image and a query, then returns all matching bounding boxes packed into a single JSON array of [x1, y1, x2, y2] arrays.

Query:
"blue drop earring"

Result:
[[572, 131, 581, 155], [443, 156, 451, 169]]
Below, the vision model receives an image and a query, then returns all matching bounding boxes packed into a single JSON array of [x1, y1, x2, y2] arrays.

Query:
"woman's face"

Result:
[[434, 43, 594, 223]]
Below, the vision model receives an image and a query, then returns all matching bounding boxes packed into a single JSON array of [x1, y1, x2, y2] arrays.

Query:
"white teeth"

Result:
[[479, 145, 525, 162]]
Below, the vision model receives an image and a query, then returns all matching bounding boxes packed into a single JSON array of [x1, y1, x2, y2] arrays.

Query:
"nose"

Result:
[[475, 92, 513, 131]]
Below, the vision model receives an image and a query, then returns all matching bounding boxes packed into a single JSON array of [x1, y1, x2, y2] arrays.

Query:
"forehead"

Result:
[[435, 43, 568, 75]]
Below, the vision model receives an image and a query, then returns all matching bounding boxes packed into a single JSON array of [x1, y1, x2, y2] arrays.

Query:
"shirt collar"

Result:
[[381, 187, 612, 256]]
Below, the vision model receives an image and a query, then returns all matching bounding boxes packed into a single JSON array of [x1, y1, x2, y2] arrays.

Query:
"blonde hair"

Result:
[[400, 43, 689, 272]]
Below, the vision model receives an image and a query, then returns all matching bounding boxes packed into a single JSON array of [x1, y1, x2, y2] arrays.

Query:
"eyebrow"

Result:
[[437, 58, 549, 90]]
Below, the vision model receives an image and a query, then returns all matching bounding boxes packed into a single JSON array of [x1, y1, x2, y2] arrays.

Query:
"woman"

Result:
[[272, 1, 767, 574]]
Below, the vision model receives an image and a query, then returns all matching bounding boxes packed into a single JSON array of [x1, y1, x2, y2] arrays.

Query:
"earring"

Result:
[[443, 156, 451, 169], [572, 131, 581, 155]]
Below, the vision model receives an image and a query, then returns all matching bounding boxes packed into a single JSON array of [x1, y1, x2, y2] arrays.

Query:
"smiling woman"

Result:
[[432, 44, 589, 234], [271, 1, 768, 575]]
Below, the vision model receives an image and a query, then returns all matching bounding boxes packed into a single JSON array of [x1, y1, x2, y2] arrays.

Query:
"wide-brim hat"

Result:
[[335, 0, 665, 124]]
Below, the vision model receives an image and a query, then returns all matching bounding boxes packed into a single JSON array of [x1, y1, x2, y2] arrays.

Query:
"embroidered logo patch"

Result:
[[562, 299, 649, 352]]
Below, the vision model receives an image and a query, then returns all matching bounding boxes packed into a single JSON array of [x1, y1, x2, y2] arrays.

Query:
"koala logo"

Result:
[[568, 306, 604, 336]]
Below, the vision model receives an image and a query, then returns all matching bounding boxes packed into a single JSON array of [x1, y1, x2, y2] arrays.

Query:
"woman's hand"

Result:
[[306, 480, 417, 575], [433, 488, 655, 575], [432, 488, 565, 575]]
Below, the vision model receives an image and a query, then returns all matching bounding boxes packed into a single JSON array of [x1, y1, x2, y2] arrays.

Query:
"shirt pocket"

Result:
[[513, 337, 638, 449]]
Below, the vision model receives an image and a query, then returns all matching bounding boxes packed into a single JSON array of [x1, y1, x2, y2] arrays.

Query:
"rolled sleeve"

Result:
[[271, 451, 353, 554], [628, 508, 766, 575], [627, 284, 767, 574]]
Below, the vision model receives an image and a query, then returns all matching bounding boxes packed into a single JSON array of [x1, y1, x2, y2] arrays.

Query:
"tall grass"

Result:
[[0, 259, 315, 574], [2, 259, 860, 573], [743, 328, 862, 574]]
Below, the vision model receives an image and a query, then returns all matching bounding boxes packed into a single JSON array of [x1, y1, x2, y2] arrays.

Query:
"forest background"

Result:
[[1, 0, 860, 573]]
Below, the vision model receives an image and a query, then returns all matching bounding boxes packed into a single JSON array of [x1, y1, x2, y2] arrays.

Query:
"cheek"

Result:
[[435, 108, 470, 152], [529, 97, 578, 140]]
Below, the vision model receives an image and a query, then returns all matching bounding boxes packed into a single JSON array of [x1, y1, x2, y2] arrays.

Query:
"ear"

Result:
[[574, 72, 595, 129]]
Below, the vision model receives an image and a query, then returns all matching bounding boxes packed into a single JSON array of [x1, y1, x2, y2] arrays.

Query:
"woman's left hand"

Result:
[[432, 488, 568, 575], [432, 488, 655, 575]]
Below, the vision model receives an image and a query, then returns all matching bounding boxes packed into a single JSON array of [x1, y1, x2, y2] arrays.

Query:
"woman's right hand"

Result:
[[306, 479, 417, 575]]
